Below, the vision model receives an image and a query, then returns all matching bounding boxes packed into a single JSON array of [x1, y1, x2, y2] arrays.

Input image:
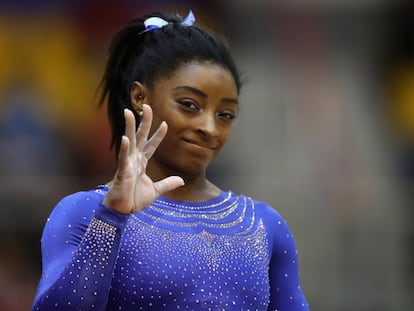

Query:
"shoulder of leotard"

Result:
[[59, 184, 108, 203], [48, 185, 109, 218], [230, 192, 285, 221]]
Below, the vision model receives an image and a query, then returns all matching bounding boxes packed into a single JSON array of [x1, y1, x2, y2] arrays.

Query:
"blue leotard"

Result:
[[32, 185, 309, 310]]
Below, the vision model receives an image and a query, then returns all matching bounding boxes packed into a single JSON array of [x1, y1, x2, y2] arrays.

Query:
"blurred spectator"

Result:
[[0, 80, 69, 177]]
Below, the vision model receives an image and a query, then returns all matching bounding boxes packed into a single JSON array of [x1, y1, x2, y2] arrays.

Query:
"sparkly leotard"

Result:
[[32, 186, 309, 311]]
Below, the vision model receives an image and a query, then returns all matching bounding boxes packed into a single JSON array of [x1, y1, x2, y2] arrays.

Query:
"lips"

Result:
[[183, 138, 218, 151]]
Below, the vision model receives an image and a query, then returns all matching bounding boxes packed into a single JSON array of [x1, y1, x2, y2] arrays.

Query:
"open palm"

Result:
[[103, 105, 184, 214]]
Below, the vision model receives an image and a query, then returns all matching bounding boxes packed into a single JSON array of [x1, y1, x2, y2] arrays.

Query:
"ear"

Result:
[[130, 81, 147, 116]]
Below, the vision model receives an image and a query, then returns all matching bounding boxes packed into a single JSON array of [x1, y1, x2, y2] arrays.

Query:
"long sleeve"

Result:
[[32, 189, 129, 311], [33, 189, 310, 310], [260, 203, 310, 311]]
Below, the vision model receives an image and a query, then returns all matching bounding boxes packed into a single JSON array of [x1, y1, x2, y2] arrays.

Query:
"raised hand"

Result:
[[103, 104, 185, 214]]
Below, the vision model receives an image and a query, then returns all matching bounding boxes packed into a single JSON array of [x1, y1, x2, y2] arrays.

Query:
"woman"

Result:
[[32, 10, 309, 311]]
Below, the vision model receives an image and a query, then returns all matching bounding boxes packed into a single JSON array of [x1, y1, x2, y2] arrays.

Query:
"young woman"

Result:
[[32, 10, 309, 311]]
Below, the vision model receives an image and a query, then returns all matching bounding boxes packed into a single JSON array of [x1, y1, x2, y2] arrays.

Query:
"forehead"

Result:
[[156, 61, 238, 96]]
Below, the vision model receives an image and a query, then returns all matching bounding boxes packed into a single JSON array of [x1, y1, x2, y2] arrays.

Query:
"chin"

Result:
[[179, 162, 210, 176], [167, 157, 212, 176], [154, 149, 216, 176]]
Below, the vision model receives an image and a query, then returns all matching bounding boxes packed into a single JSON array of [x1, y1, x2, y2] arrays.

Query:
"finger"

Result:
[[136, 104, 153, 150], [116, 135, 130, 178], [143, 121, 167, 159], [124, 109, 136, 155], [154, 176, 185, 196]]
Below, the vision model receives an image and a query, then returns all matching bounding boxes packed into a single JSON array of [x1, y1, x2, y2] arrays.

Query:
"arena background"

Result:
[[0, 0, 413, 310]]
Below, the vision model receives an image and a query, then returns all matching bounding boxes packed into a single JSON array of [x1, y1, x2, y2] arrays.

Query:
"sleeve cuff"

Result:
[[94, 202, 130, 230]]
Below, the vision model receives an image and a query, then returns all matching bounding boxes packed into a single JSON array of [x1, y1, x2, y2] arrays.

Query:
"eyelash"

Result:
[[218, 112, 237, 121], [177, 100, 237, 121], [178, 100, 199, 111]]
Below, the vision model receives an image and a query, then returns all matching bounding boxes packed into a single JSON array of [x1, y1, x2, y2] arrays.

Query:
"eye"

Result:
[[177, 99, 200, 112], [217, 111, 237, 121]]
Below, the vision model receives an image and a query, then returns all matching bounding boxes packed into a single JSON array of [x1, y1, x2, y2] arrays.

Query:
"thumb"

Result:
[[154, 176, 185, 196]]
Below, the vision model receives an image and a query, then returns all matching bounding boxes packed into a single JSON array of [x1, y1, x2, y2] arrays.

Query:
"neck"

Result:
[[147, 162, 221, 202]]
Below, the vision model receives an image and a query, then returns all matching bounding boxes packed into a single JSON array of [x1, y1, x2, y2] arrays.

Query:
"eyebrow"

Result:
[[172, 86, 238, 105]]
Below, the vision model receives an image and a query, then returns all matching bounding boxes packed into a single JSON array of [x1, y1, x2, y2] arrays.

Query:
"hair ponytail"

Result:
[[99, 19, 145, 154], [99, 12, 242, 156]]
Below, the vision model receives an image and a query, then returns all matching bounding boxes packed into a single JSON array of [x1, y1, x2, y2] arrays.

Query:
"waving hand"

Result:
[[103, 105, 184, 214]]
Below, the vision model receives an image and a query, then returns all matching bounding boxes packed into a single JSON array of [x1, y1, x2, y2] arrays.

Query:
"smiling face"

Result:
[[136, 61, 239, 178]]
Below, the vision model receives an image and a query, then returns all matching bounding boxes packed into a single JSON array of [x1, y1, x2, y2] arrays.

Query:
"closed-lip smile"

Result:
[[183, 139, 218, 150]]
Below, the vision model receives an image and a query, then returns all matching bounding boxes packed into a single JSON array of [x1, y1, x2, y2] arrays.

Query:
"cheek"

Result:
[[148, 107, 170, 135], [218, 125, 233, 145]]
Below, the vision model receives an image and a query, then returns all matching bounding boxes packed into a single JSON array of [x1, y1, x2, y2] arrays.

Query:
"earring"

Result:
[[137, 93, 143, 116]]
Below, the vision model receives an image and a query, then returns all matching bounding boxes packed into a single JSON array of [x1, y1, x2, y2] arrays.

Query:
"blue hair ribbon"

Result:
[[180, 10, 195, 26], [139, 10, 195, 35]]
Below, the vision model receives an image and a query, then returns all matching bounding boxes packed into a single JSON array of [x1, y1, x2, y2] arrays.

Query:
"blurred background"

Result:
[[0, 0, 413, 310]]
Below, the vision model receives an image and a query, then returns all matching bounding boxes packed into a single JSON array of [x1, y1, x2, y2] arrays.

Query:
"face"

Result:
[[142, 61, 239, 176]]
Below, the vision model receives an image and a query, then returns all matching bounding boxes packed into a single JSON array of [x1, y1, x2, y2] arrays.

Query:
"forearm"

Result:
[[33, 205, 128, 311]]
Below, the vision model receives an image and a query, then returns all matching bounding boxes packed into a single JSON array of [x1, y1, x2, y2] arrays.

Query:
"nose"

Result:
[[197, 113, 219, 137]]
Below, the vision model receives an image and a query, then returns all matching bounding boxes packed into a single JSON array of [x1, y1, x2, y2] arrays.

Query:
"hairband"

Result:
[[139, 10, 195, 35]]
